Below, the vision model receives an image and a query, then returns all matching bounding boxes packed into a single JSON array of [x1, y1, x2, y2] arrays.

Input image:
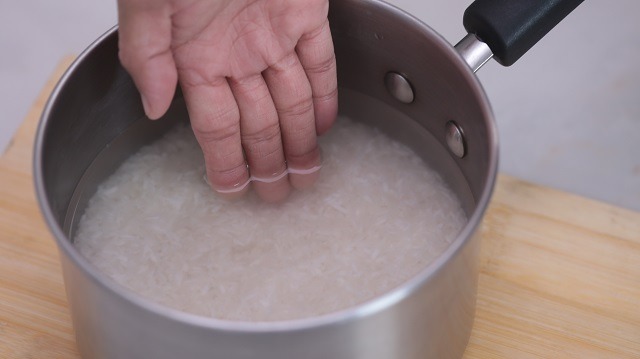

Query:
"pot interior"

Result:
[[39, 0, 495, 260]]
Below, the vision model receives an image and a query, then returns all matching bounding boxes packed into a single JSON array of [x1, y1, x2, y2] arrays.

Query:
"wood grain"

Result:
[[0, 56, 79, 359], [0, 58, 638, 358]]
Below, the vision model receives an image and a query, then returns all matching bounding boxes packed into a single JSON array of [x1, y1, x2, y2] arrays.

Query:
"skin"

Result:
[[117, 0, 338, 202]]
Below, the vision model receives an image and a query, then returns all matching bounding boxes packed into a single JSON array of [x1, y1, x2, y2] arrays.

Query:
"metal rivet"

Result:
[[385, 72, 414, 104], [446, 121, 466, 158]]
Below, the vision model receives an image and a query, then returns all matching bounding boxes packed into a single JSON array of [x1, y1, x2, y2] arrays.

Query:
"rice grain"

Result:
[[75, 117, 467, 321]]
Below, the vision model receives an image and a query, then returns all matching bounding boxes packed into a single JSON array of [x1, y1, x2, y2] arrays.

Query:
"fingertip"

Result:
[[314, 93, 338, 135], [119, 54, 177, 119], [141, 93, 160, 120], [140, 85, 175, 120], [137, 62, 178, 120]]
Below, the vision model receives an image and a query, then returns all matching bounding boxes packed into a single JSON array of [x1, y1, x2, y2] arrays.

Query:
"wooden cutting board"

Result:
[[1, 58, 639, 358]]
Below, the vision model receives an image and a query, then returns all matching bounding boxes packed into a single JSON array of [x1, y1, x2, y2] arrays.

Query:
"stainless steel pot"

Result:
[[34, 0, 582, 358]]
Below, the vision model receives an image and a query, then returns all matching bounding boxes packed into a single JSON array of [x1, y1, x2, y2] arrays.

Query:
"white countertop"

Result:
[[2, 0, 638, 211]]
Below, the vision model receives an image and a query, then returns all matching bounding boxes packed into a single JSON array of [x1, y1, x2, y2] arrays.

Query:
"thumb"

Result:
[[117, 0, 177, 119]]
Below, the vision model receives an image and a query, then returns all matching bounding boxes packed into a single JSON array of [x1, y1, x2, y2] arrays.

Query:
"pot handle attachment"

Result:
[[455, 0, 584, 71]]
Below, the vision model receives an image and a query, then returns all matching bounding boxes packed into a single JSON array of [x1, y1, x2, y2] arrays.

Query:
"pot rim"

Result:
[[33, 0, 498, 334]]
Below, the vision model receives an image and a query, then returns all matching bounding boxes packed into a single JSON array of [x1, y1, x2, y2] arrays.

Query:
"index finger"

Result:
[[181, 76, 250, 198]]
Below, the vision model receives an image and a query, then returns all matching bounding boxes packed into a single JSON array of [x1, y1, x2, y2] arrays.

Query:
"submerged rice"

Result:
[[75, 117, 467, 321]]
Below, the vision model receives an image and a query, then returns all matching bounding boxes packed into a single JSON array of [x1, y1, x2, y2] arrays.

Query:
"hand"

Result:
[[117, 0, 338, 202]]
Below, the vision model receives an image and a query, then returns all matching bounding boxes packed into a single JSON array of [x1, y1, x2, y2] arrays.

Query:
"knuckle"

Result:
[[231, 77, 272, 103], [193, 118, 240, 145], [305, 53, 336, 76], [242, 122, 282, 154], [313, 86, 338, 103], [271, 53, 300, 72], [286, 146, 320, 169], [279, 98, 314, 119], [206, 163, 245, 178], [179, 69, 226, 89], [205, 162, 249, 189], [242, 127, 285, 174]]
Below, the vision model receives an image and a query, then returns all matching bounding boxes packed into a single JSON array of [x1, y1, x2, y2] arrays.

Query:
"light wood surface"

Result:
[[1, 58, 639, 358]]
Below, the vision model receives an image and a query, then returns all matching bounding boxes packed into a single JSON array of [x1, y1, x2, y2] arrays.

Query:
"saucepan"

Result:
[[34, 0, 582, 358]]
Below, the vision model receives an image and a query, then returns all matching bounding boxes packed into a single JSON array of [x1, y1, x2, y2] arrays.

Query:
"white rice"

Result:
[[74, 117, 467, 322]]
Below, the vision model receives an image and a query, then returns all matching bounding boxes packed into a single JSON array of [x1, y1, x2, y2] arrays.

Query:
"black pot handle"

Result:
[[462, 0, 584, 67]]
